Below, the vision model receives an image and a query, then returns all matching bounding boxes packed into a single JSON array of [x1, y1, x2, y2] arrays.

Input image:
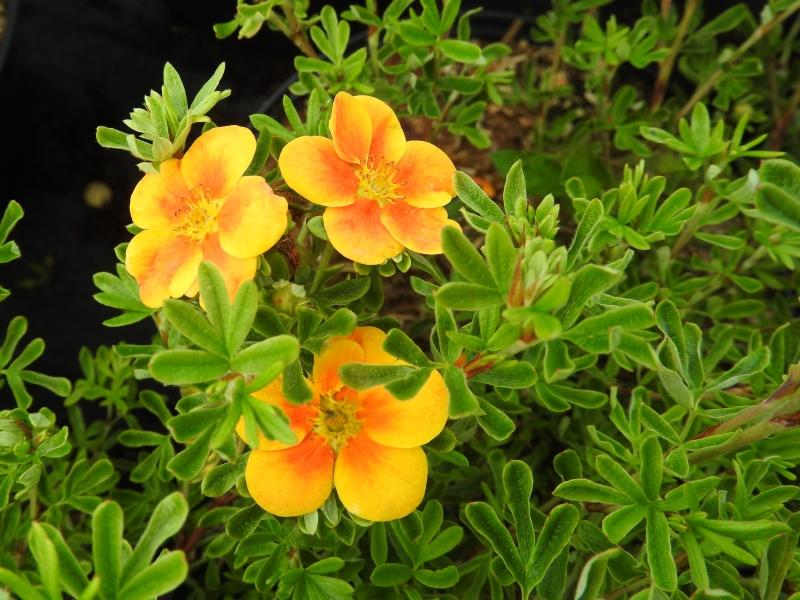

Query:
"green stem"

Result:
[[676, 1, 800, 120], [309, 242, 334, 294], [651, 0, 700, 111], [688, 417, 793, 464]]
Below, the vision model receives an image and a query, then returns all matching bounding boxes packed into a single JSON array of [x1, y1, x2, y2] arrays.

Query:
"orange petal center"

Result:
[[356, 159, 403, 207], [173, 186, 224, 241], [312, 389, 362, 452]]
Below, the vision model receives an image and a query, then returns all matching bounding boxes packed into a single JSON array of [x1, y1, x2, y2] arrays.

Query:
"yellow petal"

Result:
[[380, 203, 449, 255], [130, 159, 189, 229], [347, 326, 397, 365], [330, 91, 373, 164], [235, 376, 318, 451], [358, 369, 448, 448], [200, 233, 257, 302], [279, 136, 358, 207], [395, 141, 455, 208], [312, 339, 365, 395], [323, 200, 404, 265], [217, 176, 288, 258], [182, 126, 256, 197], [246, 434, 334, 517], [334, 433, 428, 522], [355, 95, 406, 164], [125, 229, 202, 308]]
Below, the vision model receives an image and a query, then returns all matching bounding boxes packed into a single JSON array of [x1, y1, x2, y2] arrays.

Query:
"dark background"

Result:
[[0, 0, 751, 386]]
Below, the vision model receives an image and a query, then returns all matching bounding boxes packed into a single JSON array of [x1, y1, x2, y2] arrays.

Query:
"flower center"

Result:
[[312, 391, 361, 452], [356, 159, 402, 207], [174, 187, 223, 241]]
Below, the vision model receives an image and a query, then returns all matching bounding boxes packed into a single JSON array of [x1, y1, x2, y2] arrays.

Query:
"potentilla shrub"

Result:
[[3, 1, 800, 598]]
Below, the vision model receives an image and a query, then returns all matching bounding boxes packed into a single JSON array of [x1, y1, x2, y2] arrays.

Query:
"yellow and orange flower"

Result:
[[126, 126, 288, 307], [238, 326, 449, 522], [278, 92, 457, 265]]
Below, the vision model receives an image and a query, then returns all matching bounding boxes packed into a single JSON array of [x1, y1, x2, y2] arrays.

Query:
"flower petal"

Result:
[[323, 200, 404, 264], [358, 369, 448, 448], [182, 126, 256, 197], [355, 95, 406, 164], [334, 433, 428, 522], [246, 434, 334, 517], [200, 233, 257, 302], [380, 203, 449, 255], [126, 229, 202, 308], [217, 176, 288, 259], [312, 339, 365, 395], [347, 326, 397, 365], [130, 159, 190, 229], [235, 376, 317, 451], [395, 141, 455, 208], [279, 136, 358, 208], [330, 91, 373, 164]]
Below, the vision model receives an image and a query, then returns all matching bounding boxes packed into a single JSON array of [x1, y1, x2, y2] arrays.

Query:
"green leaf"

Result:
[[338, 363, 417, 390], [315, 276, 371, 304], [202, 457, 245, 497], [149, 349, 229, 384], [503, 160, 527, 217], [435, 283, 503, 310], [602, 504, 647, 544], [574, 548, 620, 600], [414, 566, 460, 588], [28, 523, 60, 600], [168, 427, 213, 479], [640, 436, 663, 501], [464, 502, 525, 584], [370, 563, 413, 587], [476, 397, 515, 441], [438, 39, 482, 62], [646, 508, 677, 591], [565, 303, 655, 351], [382, 329, 433, 366], [282, 360, 313, 404], [596, 456, 647, 503], [227, 280, 258, 353], [529, 504, 579, 587], [121, 492, 188, 581], [117, 551, 188, 600], [472, 360, 537, 389], [485, 222, 517, 295], [443, 366, 481, 417], [700, 519, 790, 540], [164, 299, 227, 356], [503, 461, 534, 564], [755, 181, 800, 231], [39, 524, 90, 598], [705, 346, 770, 392], [567, 199, 604, 270], [442, 225, 495, 285], [198, 261, 232, 332], [231, 335, 299, 374], [0, 568, 48, 600], [226, 503, 265, 540], [454, 171, 505, 222], [92, 501, 124, 599], [554, 479, 631, 505]]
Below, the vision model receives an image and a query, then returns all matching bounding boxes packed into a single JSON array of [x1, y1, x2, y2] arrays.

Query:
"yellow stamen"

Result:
[[356, 159, 402, 207], [174, 187, 223, 241], [312, 391, 361, 452]]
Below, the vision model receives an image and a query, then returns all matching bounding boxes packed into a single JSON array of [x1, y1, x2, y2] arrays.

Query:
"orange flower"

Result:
[[238, 326, 449, 521], [278, 92, 457, 265], [126, 126, 288, 307]]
